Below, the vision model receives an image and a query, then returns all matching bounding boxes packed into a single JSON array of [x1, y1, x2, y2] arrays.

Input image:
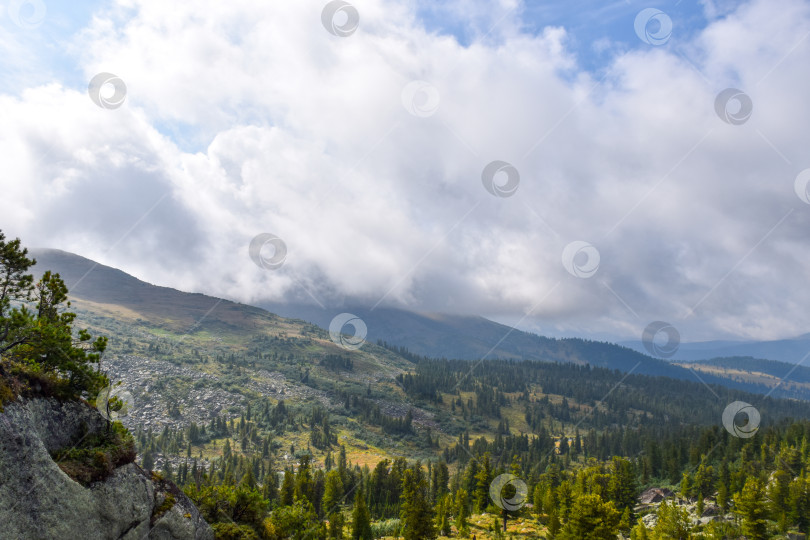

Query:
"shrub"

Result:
[[53, 420, 136, 485], [371, 518, 401, 538]]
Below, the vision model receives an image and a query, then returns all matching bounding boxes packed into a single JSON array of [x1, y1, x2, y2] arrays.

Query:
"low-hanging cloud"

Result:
[[1, 0, 809, 342]]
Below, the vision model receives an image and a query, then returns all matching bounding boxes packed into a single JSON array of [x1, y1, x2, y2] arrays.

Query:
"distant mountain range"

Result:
[[30, 248, 810, 401], [621, 334, 810, 365]]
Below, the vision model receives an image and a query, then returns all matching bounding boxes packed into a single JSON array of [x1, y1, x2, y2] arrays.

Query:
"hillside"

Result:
[[17, 246, 810, 539], [31, 249, 810, 402], [22, 249, 810, 443], [676, 356, 810, 401], [622, 334, 810, 364]]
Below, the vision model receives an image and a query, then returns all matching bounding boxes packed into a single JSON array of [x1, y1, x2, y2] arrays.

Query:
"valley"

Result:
[[4, 247, 810, 538]]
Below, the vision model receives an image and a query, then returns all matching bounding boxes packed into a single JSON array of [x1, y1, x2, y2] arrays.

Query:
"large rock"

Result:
[[0, 397, 213, 540]]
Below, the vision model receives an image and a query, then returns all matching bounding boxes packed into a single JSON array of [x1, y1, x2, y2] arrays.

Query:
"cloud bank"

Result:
[[1, 0, 809, 342]]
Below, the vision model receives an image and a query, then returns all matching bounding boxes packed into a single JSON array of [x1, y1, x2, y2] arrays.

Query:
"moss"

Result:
[[52, 420, 137, 486], [0, 377, 15, 412], [0, 364, 77, 408], [153, 492, 176, 520]]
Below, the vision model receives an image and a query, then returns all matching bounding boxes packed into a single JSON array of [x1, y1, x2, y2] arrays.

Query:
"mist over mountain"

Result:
[[30, 248, 810, 401], [2, 240, 807, 539]]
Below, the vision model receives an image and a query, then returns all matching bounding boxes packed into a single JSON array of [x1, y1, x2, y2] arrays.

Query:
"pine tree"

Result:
[[768, 469, 790, 528], [432, 461, 450, 502], [736, 477, 768, 540], [294, 454, 314, 503], [547, 507, 561, 537], [338, 445, 348, 486], [473, 453, 493, 513], [0, 232, 108, 398], [630, 518, 649, 540], [533, 483, 545, 517], [717, 481, 728, 513], [401, 466, 437, 540], [328, 511, 344, 539], [608, 457, 638, 513], [142, 451, 154, 471], [280, 468, 295, 506], [619, 507, 632, 533], [323, 469, 345, 515], [351, 486, 373, 540], [652, 500, 692, 539], [240, 467, 257, 489], [788, 472, 810, 533], [558, 493, 620, 540], [679, 472, 692, 501], [455, 487, 470, 537], [436, 493, 452, 536]]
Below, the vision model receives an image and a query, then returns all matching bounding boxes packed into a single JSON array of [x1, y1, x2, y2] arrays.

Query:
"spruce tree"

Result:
[[455, 487, 470, 537], [280, 468, 295, 506], [558, 493, 620, 540], [351, 486, 372, 540], [401, 466, 437, 540], [323, 469, 345, 514], [294, 454, 314, 503], [473, 453, 492, 513], [436, 493, 452, 536], [737, 477, 768, 540], [789, 472, 810, 533]]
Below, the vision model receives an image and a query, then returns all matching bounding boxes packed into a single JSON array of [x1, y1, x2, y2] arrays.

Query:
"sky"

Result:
[[1, 0, 809, 343]]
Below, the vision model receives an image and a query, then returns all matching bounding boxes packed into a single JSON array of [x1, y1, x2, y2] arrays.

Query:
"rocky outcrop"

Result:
[[0, 397, 213, 540]]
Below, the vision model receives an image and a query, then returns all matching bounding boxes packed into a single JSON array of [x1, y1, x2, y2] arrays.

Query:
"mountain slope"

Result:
[[30, 249, 810, 402], [621, 335, 810, 364], [20, 248, 810, 492], [33, 248, 671, 372], [263, 303, 810, 398], [675, 356, 810, 401], [31, 248, 289, 335], [262, 302, 690, 374]]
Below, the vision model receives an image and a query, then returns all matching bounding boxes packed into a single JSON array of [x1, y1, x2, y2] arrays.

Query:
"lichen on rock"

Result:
[[0, 396, 213, 540]]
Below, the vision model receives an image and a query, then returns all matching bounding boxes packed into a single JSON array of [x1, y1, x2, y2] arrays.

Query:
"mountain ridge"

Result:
[[29, 248, 810, 401]]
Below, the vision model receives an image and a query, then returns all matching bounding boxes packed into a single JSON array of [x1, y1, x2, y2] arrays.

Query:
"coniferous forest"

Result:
[[4, 237, 810, 539]]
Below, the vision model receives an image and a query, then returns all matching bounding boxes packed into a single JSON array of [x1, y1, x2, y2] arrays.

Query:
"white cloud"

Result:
[[1, 0, 809, 342]]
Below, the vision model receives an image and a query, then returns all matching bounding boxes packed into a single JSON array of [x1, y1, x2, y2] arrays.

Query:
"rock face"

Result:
[[0, 397, 213, 540]]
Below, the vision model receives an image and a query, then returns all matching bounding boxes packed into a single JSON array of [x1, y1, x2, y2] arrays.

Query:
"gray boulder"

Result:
[[0, 397, 213, 540]]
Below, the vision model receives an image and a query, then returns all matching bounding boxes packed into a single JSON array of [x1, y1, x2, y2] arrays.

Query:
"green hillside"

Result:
[[16, 246, 810, 539]]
